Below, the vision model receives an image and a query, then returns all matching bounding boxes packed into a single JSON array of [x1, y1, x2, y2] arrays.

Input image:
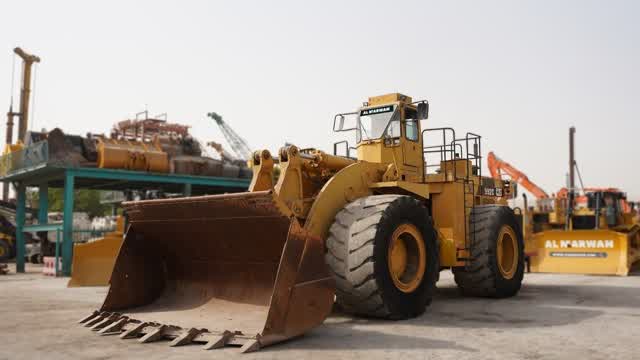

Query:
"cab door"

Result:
[[402, 107, 423, 172]]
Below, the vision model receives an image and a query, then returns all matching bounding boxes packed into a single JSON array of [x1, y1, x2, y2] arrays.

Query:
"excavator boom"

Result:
[[487, 151, 549, 199]]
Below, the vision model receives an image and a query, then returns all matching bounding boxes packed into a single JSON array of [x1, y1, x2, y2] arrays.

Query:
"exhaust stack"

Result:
[[567, 126, 576, 228]]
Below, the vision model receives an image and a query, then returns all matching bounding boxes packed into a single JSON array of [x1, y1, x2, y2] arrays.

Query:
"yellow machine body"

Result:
[[529, 226, 640, 276], [0, 143, 25, 177], [96, 138, 169, 173], [524, 188, 640, 276], [3, 143, 24, 154], [0, 232, 15, 260], [81, 93, 519, 352], [67, 217, 124, 287]]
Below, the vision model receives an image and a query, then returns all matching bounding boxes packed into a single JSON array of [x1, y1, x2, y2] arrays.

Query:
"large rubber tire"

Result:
[[325, 195, 439, 319], [453, 205, 524, 298], [0, 239, 10, 262]]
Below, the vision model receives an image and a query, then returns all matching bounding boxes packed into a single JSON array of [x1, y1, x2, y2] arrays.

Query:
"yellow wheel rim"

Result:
[[387, 223, 426, 293], [496, 225, 518, 279]]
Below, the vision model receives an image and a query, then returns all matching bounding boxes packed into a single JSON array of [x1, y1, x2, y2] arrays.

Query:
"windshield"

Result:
[[357, 105, 399, 142]]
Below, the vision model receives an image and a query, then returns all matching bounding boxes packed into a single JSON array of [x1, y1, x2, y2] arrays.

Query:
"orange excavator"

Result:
[[487, 152, 549, 200]]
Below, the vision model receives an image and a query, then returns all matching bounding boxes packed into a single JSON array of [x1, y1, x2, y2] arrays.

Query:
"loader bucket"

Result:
[[79, 191, 334, 353], [68, 218, 125, 287]]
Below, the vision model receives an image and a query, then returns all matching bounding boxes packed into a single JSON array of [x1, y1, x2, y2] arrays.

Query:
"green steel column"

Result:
[[183, 183, 192, 197], [38, 184, 48, 224], [62, 172, 75, 276], [38, 184, 49, 273], [15, 182, 26, 273]]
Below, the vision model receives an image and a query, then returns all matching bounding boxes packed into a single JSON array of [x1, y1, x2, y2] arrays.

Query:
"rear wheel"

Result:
[[0, 239, 10, 262], [325, 195, 439, 319], [453, 205, 524, 297]]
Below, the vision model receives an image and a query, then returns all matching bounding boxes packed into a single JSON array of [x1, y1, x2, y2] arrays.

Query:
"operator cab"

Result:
[[333, 93, 428, 182], [572, 190, 630, 229], [332, 93, 490, 188]]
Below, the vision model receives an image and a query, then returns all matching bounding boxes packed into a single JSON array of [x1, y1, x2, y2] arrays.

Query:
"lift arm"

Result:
[[487, 151, 549, 199]]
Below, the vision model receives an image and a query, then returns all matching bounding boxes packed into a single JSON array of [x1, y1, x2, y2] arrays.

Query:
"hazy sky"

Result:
[[1, 1, 638, 198]]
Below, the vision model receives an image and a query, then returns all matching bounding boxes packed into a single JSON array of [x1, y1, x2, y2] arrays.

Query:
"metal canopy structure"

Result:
[[0, 144, 250, 276]]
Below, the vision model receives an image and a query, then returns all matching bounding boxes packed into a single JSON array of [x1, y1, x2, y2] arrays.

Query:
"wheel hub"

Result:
[[387, 223, 426, 293], [497, 225, 518, 279]]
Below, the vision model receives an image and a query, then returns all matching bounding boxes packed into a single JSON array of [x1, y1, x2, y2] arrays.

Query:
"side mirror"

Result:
[[333, 113, 358, 132], [335, 115, 345, 131], [417, 102, 429, 120]]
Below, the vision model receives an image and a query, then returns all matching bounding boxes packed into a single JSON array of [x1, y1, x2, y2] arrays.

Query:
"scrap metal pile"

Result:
[[25, 116, 251, 179]]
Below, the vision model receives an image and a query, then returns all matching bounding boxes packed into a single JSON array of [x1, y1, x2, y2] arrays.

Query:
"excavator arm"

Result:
[[487, 152, 549, 199]]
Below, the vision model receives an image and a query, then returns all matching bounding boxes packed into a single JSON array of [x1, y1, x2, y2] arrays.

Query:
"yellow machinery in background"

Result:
[[0, 232, 15, 262], [67, 217, 124, 287], [96, 138, 169, 173], [531, 228, 639, 276], [529, 187, 640, 276], [492, 127, 640, 276], [80, 93, 524, 353]]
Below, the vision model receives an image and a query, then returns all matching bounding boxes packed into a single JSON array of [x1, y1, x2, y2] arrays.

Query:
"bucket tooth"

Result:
[[90, 313, 122, 331], [79, 310, 100, 324], [169, 328, 203, 347], [85, 312, 111, 327], [120, 322, 148, 339], [139, 325, 168, 343], [240, 338, 261, 353], [202, 331, 234, 350], [98, 317, 129, 335]]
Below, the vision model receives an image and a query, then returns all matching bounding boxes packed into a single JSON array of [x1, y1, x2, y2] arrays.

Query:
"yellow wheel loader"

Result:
[[80, 93, 524, 352]]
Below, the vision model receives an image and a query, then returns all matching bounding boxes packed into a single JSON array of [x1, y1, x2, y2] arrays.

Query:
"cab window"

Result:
[[404, 108, 419, 142]]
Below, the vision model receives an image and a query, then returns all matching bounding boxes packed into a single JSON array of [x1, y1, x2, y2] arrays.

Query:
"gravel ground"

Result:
[[1, 263, 638, 360]]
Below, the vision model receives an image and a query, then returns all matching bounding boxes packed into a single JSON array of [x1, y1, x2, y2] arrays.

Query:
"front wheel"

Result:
[[325, 195, 439, 319], [453, 205, 524, 298]]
